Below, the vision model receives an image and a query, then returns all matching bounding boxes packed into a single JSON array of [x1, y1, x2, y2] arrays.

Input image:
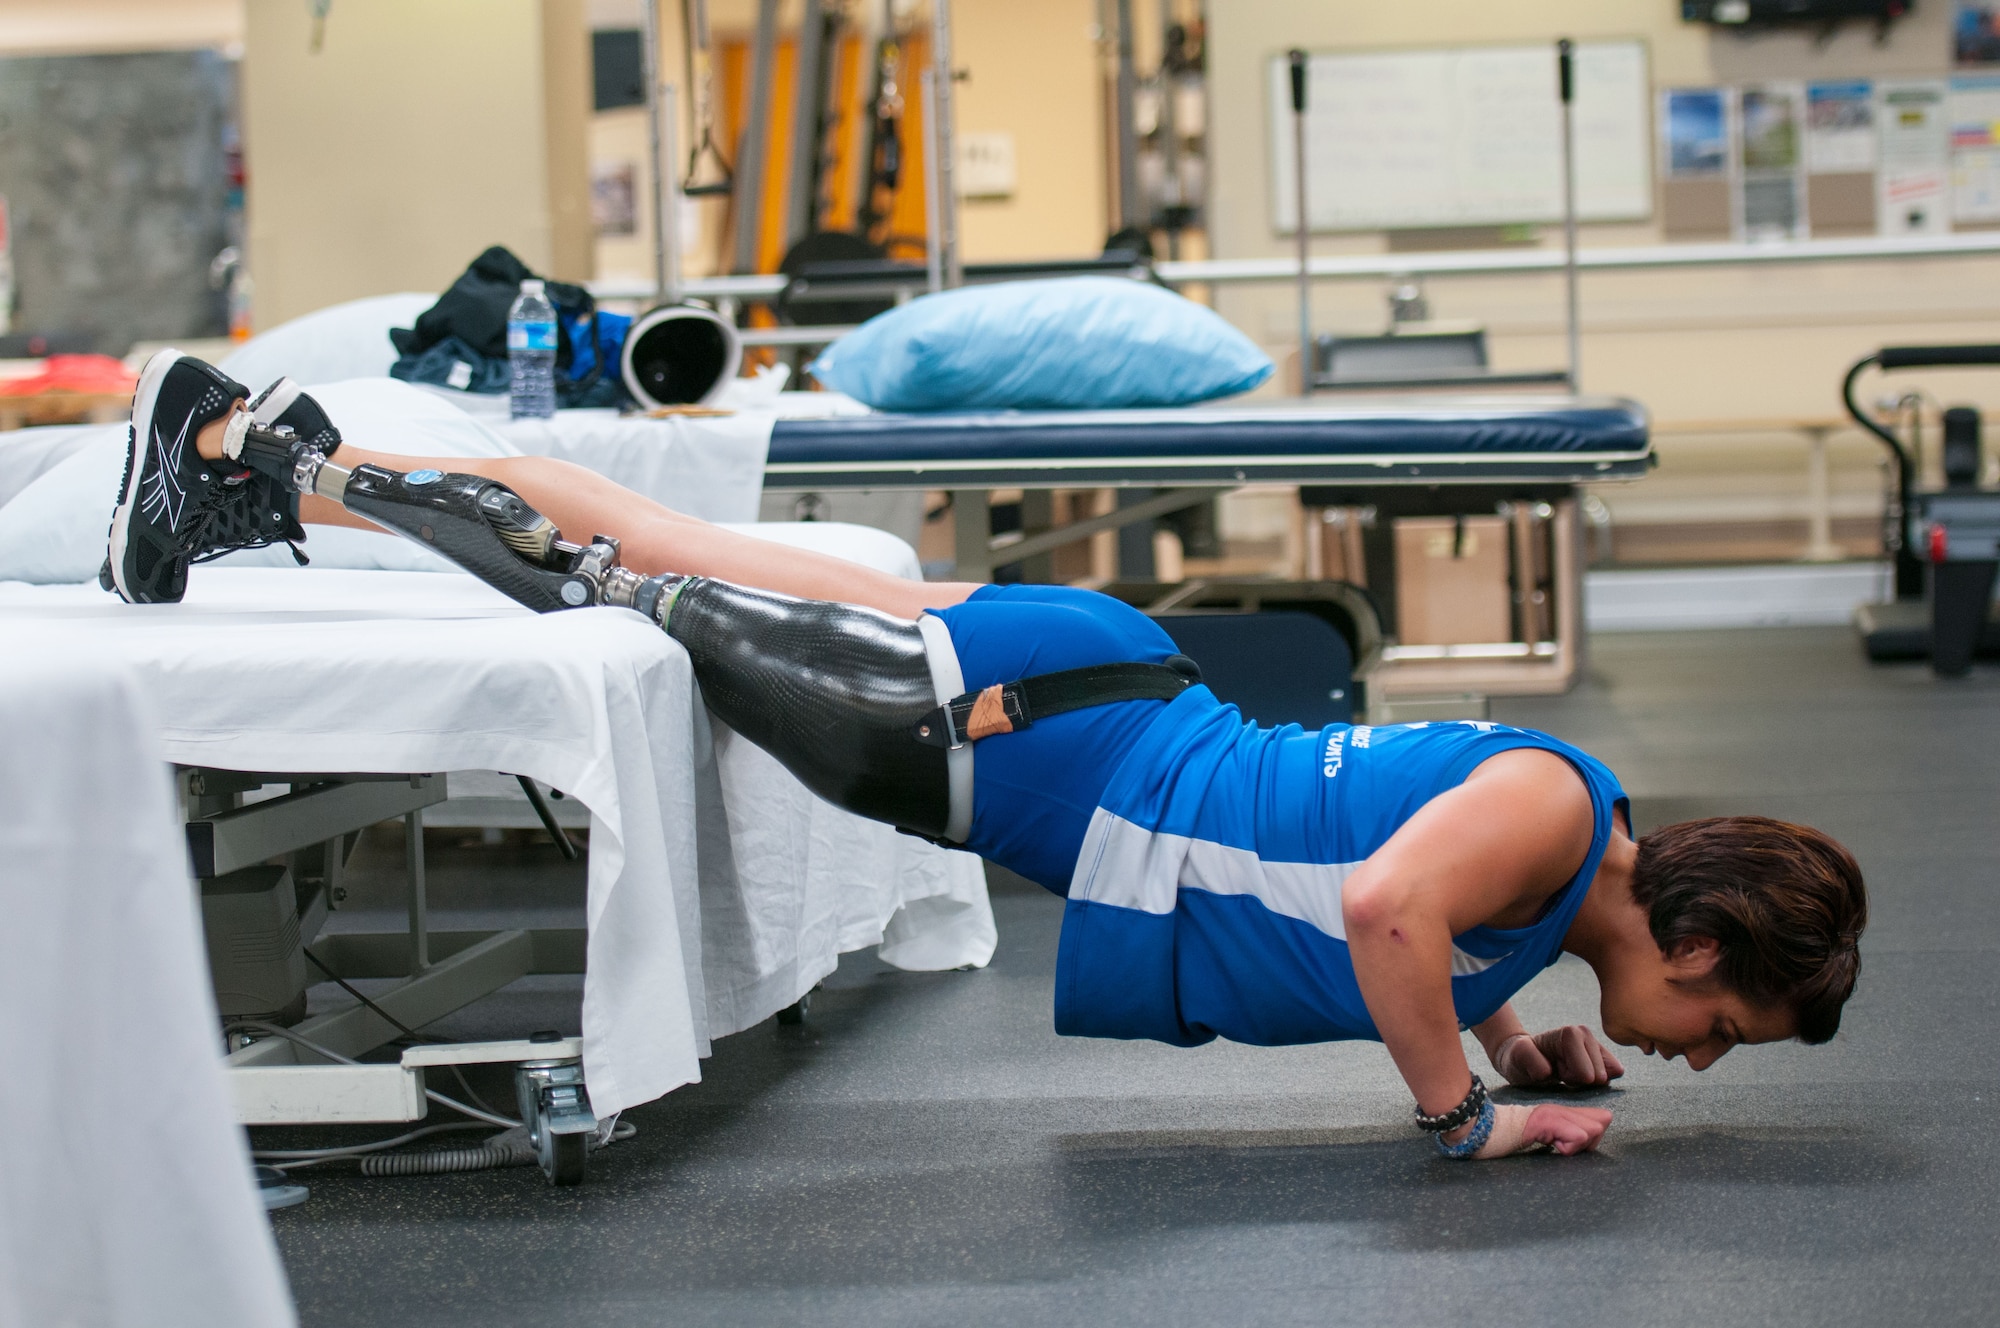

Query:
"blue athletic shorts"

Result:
[[930, 584, 1185, 893]]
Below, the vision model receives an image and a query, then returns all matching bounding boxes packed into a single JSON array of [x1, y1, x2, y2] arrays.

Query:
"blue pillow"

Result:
[[809, 276, 1273, 411]]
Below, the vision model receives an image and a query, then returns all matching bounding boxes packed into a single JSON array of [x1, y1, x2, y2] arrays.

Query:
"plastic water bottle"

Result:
[[508, 279, 558, 419]]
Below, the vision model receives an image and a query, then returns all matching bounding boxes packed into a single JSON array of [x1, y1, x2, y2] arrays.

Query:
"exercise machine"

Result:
[[1845, 343, 2000, 676]]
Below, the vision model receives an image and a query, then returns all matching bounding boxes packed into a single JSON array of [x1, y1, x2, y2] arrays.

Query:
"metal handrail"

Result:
[[590, 231, 2000, 304], [1151, 231, 2000, 285]]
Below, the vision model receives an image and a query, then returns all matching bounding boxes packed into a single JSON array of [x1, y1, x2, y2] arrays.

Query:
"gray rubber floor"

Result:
[[266, 627, 2000, 1327]]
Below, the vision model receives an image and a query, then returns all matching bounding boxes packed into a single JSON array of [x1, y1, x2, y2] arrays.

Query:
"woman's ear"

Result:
[[1664, 936, 1722, 981]]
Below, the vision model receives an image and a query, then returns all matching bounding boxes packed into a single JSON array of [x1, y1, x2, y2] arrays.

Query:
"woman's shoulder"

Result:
[[1460, 747, 1599, 911], [1464, 746, 1595, 827]]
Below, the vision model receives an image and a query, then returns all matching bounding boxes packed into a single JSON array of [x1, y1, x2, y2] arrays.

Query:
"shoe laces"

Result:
[[180, 472, 307, 566]]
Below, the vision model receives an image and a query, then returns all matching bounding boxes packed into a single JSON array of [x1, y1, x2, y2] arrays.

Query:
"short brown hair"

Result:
[[1630, 817, 1866, 1044]]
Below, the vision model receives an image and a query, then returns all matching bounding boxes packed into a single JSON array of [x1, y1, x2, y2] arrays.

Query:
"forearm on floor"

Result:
[[1345, 909, 1477, 1119]]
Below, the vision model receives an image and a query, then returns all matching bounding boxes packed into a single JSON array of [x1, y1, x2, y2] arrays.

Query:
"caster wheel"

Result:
[[546, 1131, 587, 1186], [777, 991, 812, 1025]]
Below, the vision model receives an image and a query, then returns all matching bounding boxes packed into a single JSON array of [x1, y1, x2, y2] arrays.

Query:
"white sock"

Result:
[[220, 409, 252, 462]]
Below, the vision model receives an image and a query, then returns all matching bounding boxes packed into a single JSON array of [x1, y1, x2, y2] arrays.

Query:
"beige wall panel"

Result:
[[543, 0, 596, 281], [952, 0, 1106, 261], [244, 0, 590, 328]]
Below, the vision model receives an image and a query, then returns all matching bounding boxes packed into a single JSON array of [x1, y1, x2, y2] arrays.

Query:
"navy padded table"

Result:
[[764, 393, 1651, 489]]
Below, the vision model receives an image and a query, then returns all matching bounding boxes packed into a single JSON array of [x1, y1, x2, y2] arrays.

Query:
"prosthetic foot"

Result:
[[231, 424, 970, 841]]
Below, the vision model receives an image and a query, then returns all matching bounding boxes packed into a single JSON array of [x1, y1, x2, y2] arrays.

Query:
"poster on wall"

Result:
[[1806, 81, 1876, 172], [1956, 3, 2000, 65], [590, 163, 637, 236], [1877, 80, 1951, 234], [1950, 74, 2000, 223], [1658, 89, 1733, 238], [1663, 88, 1730, 178], [1739, 84, 1807, 239]]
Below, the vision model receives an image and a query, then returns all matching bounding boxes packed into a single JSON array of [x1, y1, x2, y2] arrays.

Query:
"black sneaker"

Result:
[[105, 350, 252, 603]]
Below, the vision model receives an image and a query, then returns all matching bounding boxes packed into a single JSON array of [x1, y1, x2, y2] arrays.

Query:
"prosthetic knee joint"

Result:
[[237, 423, 969, 841]]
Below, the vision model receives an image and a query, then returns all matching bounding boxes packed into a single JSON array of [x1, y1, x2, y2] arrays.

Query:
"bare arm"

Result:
[[1341, 748, 1612, 1156]]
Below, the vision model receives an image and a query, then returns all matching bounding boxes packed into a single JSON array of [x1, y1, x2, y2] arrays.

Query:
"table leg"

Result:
[[405, 809, 429, 974], [1802, 426, 1843, 562], [1019, 490, 1054, 583], [953, 489, 992, 582]]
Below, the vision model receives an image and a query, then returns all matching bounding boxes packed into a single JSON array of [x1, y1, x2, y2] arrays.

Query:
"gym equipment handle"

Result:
[[1289, 49, 1308, 113], [1878, 344, 2000, 370]]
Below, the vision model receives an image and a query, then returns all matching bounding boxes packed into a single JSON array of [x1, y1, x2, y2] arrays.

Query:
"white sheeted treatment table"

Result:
[[0, 569, 993, 1114], [0, 651, 296, 1328]]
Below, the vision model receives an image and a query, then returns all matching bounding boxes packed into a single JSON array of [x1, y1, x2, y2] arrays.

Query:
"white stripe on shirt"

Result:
[[1070, 808, 1503, 975]]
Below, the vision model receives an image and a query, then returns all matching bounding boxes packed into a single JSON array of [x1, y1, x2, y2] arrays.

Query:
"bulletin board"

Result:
[[1268, 40, 1653, 232]]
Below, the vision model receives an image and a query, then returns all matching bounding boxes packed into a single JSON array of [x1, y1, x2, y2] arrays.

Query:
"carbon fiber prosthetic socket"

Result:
[[662, 578, 969, 844]]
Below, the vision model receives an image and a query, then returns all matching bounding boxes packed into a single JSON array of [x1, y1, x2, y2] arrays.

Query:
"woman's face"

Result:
[[1597, 936, 1796, 1070]]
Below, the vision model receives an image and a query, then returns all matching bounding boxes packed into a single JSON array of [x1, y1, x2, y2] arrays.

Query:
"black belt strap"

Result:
[[911, 654, 1202, 749]]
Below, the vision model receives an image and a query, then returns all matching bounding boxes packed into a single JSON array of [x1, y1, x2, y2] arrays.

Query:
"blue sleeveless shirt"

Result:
[[1053, 689, 1629, 1047]]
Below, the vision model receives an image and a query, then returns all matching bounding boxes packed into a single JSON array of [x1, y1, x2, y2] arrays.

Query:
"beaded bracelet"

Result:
[[1434, 1095, 1496, 1160], [1412, 1073, 1488, 1133]]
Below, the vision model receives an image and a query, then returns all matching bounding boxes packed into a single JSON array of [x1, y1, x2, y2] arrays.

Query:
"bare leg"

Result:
[[194, 409, 978, 620]]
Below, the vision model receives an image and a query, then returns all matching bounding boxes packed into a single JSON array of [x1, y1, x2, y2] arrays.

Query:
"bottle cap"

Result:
[[521, 279, 545, 295]]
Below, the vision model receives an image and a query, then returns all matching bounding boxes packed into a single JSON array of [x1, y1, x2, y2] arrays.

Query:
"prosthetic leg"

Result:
[[235, 425, 1195, 845], [234, 424, 970, 840]]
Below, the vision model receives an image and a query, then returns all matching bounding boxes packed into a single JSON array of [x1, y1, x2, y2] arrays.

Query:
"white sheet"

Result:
[[465, 393, 879, 522], [493, 408, 772, 523], [0, 568, 991, 1115], [0, 421, 106, 509], [0, 652, 296, 1328]]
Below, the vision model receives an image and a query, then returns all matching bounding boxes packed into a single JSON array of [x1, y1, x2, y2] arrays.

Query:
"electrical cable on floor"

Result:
[[256, 1122, 501, 1170], [359, 1129, 538, 1176], [354, 1120, 636, 1177]]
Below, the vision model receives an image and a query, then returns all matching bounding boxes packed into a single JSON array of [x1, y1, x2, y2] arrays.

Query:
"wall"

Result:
[[0, 2, 244, 57], [1205, 1, 2000, 426], [242, 0, 592, 329]]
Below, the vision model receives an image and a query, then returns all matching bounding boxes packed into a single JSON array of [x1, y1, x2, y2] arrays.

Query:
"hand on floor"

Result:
[[1475, 1102, 1615, 1158], [1493, 1024, 1626, 1090]]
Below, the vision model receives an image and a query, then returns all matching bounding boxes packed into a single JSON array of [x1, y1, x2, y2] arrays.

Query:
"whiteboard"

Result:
[[1269, 40, 1652, 232]]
